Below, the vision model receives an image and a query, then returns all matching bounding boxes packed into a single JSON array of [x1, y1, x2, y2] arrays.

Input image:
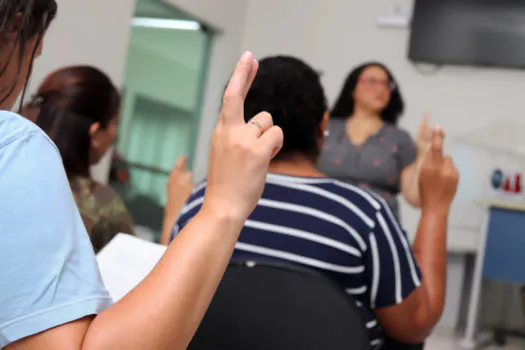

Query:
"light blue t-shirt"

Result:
[[0, 111, 112, 347]]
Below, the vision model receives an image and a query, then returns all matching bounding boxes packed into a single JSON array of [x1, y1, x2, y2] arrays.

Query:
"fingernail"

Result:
[[241, 51, 253, 63]]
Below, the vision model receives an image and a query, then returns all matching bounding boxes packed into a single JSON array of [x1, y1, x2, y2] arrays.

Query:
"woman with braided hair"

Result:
[[0, 2, 284, 349]]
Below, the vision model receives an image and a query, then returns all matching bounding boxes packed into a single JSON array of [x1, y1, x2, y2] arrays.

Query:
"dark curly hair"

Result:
[[331, 62, 404, 125], [244, 56, 327, 161]]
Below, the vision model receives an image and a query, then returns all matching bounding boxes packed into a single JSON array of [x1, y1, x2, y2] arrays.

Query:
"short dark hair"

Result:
[[28, 66, 120, 177], [244, 56, 327, 161], [331, 62, 404, 125], [0, 0, 58, 106]]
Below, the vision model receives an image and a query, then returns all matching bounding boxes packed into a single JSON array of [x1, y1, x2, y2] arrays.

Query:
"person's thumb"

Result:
[[259, 126, 284, 160]]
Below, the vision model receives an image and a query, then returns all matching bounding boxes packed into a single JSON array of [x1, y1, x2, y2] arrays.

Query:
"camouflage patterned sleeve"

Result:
[[89, 194, 135, 253], [72, 177, 135, 253]]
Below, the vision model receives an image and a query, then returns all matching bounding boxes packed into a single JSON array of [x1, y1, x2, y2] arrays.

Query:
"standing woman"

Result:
[[0, 1, 284, 347], [318, 62, 431, 218], [23, 66, 134, 253]]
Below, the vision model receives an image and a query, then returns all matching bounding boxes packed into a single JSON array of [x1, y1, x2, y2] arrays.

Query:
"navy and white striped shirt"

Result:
[[172, 173, 422, 349]]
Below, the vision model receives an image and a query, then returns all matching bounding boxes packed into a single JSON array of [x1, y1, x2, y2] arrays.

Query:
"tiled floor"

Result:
[[426, 328, 524, 350]]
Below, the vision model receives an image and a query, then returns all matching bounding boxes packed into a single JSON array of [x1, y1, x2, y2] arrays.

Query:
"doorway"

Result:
[[115, 0, 213, 241]]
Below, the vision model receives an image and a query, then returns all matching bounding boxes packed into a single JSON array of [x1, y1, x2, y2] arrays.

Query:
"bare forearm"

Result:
[[83, 208, 244, 350], [412, 209, 448, 325], [373, 208, 448, 343]]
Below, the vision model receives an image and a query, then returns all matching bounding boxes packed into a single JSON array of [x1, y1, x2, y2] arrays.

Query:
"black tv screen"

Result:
[[409, 0, 525, 69]]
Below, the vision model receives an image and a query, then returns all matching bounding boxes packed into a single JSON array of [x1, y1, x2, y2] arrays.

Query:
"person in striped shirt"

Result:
[[173, 56, 459, 350]]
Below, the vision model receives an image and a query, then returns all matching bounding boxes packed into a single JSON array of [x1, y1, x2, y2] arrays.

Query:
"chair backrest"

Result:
[[189, 261, 371, 350]]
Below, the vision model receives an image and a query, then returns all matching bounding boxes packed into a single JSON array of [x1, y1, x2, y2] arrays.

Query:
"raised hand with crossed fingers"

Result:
[[419, 125, 459, 213], [376, 125, 459, 344], [204, 51, 284, 220]]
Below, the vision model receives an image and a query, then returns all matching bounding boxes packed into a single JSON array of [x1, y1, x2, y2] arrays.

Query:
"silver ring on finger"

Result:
[[249, 118, 263, 135]]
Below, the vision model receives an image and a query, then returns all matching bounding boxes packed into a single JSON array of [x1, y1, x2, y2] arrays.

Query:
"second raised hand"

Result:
[[419, 125, 459, 214]]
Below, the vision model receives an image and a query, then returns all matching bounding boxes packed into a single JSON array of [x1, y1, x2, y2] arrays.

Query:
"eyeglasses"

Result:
[[359, 77, 397, 91]]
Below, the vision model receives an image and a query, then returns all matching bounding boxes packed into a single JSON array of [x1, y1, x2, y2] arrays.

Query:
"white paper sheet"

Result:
[[96, 234, 167, 302]]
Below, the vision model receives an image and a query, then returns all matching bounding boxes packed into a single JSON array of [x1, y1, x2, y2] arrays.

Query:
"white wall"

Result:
[[31, 0, 135, 91], [240, 0, 525, 233], [164, 0, 248, 180]]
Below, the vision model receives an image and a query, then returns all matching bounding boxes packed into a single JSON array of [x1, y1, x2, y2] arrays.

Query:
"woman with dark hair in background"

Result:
[[22, 66, 134, 252], [0, 1, 284, 347], [318, 62, 432, 218]]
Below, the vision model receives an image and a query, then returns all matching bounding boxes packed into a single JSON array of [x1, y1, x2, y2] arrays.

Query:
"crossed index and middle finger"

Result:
[[220, 52, 284, 158], [221, 51, 259, 126]]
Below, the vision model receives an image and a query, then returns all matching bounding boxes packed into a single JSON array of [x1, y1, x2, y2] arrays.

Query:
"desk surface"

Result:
[[476, 198, 525, 213], [437, 199, 525, 255]]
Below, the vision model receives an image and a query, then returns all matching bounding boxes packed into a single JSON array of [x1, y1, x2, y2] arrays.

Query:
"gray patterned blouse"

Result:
[[318, 118, 417, 218]]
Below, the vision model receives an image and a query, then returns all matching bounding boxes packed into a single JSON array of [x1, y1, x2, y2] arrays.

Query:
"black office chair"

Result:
[[189, 261, 371, 350]]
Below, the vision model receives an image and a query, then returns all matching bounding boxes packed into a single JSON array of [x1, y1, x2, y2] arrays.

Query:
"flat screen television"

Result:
[[408, 0, 525, 69]]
